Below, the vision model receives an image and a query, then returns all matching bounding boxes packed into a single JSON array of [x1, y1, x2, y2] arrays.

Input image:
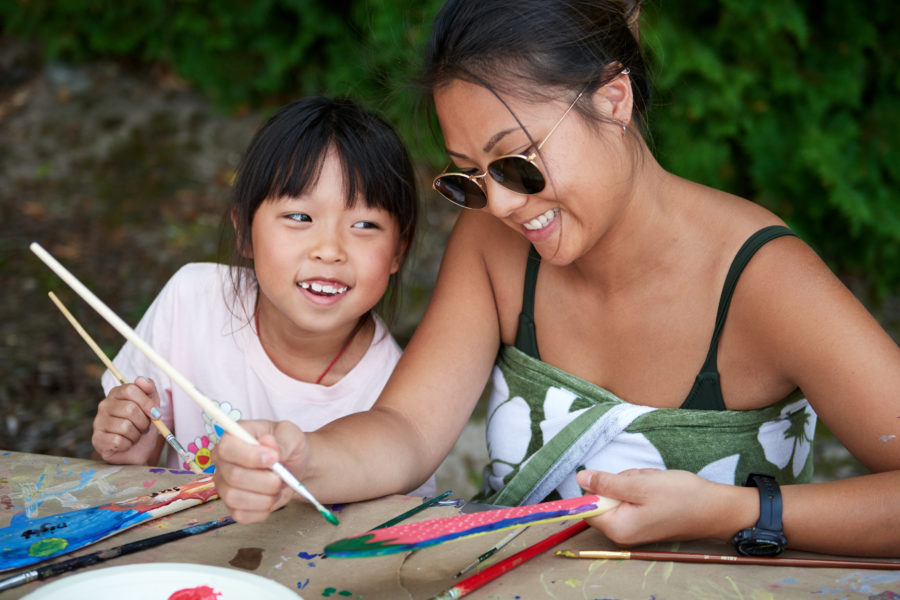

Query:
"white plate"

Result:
[[23, 563, 300, 599]]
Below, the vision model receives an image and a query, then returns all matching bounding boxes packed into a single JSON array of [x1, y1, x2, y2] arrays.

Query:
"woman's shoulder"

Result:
[[449, 210, 531, 271], [670, 177, 798, 266], [450, 210, 533, 300]]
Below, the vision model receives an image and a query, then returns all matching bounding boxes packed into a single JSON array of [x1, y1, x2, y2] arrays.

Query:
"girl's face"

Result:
[[433, 79, 633, 265], [249, 149, 403, 337]]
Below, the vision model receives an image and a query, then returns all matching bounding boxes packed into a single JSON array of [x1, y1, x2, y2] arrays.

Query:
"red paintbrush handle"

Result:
[[433, 520, 590, 599]]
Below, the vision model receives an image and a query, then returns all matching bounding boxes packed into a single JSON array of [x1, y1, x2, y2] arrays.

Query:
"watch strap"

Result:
[[745, 473, 783, 533]]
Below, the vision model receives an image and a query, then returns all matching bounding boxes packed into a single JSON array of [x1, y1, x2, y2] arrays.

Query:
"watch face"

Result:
[[735, 534, 786, 557]]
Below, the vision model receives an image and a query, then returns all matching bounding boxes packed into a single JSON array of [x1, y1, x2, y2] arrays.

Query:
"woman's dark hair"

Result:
[[422, 0, 650, 131], [222, 96, 418, 323]]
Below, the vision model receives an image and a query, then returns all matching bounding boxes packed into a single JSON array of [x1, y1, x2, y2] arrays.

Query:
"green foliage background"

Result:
[[3, 0, 898, 297]]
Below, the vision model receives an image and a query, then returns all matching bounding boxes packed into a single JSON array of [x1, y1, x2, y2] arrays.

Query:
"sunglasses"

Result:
[[432, 89, 586, 209]]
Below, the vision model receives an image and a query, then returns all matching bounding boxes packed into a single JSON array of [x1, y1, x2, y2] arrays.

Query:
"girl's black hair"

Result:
[[422, 0, 650, 131], [222, 96, 418, 322]]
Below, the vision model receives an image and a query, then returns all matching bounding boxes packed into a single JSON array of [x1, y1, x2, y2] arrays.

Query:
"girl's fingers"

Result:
[[92, 431, 133, 458]]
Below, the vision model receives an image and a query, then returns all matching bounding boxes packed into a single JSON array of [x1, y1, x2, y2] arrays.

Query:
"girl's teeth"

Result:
[[523, 208, 558, 231], [300, 282, 348, 296]]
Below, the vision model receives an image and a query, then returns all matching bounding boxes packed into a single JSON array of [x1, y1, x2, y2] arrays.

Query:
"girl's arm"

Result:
[[214, 211, 507, 519], [582, 235, 900, 556]]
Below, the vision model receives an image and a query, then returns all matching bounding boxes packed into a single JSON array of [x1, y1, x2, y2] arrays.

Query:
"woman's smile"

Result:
[[522, 208, 559, 231]]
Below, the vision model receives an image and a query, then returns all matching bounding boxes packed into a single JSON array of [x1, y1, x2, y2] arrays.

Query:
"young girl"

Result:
[[213, 0, 899, 557], [92, 96, 435, 497]]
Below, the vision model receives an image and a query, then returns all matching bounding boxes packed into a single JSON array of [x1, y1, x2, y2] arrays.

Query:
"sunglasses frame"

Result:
[[432, 88, 586, 209]]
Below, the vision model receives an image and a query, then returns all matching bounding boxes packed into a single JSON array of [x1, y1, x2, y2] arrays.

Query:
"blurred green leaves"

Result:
[[642, 0, 899, 296], [3, 0, 897, 296]]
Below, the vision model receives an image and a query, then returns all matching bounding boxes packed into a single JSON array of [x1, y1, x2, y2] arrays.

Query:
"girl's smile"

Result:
[[299, 280, 349, 295], [298, 279, 350, 303]]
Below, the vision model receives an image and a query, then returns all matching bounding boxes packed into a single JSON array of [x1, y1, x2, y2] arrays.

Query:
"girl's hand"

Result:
[[92, 376, 161, 464], [213, 420, 307, 524], [576, 469, 756, 546]]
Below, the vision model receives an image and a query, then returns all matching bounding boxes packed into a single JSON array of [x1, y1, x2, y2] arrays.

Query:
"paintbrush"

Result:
[[31, 242, 338, 526], [0, 515, 235, 593], [429, 521, 589, 600], [455, 526, 527, 578], [47, 291, 204, 475], [555, 548, 900, 570], [149, 407, 205, 474], [373, 490, 454, 530]]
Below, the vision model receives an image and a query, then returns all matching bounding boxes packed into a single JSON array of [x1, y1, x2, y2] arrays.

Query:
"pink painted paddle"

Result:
[[324, 494, 619, 557]]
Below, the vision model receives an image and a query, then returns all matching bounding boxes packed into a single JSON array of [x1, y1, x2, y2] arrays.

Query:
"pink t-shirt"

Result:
[[102, 263, 436, 496]]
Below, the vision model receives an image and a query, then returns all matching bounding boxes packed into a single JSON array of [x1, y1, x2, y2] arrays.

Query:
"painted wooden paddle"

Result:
[[0, 475, 217, 572], [324, 494, 619, 558]]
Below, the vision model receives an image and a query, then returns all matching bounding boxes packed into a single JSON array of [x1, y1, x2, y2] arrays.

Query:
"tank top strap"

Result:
[[682, 225, 797, 410], [514, 245, 543, 359]]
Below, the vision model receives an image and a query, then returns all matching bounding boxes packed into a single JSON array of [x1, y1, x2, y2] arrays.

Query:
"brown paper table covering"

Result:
[[1, 450, 898, 599]]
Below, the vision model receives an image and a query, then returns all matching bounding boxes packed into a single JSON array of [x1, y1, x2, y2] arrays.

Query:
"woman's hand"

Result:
[[576, 469, 756, 546], [92, 376, 161, 464], [213, 420, 308, 524]]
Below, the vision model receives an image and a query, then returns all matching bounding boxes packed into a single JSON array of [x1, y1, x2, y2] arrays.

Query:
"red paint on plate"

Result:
[[167, 585, 222, 600]]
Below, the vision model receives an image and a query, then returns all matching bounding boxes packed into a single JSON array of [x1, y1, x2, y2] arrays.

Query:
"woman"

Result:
[[214, 0, 900, 556]]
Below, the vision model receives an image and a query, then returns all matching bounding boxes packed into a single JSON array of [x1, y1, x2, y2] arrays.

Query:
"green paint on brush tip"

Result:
[[323, 509, 339, 526]]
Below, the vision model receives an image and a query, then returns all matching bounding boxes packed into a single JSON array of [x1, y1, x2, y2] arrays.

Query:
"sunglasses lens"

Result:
[[433, 175, 487, 209], [488, 157, 545, 195]]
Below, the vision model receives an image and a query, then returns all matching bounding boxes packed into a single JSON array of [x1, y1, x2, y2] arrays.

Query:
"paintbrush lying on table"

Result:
[[47, 291, 204, 475], [455, 526, 528, 577], [0, 515, 235, 593], [430, 521, 590, 600], [555, 549, 900, 570]]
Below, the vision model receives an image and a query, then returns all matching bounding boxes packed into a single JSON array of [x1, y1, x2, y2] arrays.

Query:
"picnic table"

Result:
[[2, 451, 898, 599]]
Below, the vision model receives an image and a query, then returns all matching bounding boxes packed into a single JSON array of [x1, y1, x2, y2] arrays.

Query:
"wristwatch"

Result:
[[730, 473, 787, 556]]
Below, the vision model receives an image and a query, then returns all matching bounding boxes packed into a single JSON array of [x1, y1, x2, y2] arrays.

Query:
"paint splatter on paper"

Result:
[[229, 547, 264, 570], [15, 466, 123, 517], [0, 475, 217, 571], [321, 587, 357, 598]]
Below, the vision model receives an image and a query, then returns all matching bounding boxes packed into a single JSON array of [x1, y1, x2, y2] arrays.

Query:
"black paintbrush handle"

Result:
[[0, 516, 235, 593]]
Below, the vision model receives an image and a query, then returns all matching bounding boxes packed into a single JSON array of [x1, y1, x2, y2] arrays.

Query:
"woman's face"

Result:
[[433, 79, 634, 265]]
